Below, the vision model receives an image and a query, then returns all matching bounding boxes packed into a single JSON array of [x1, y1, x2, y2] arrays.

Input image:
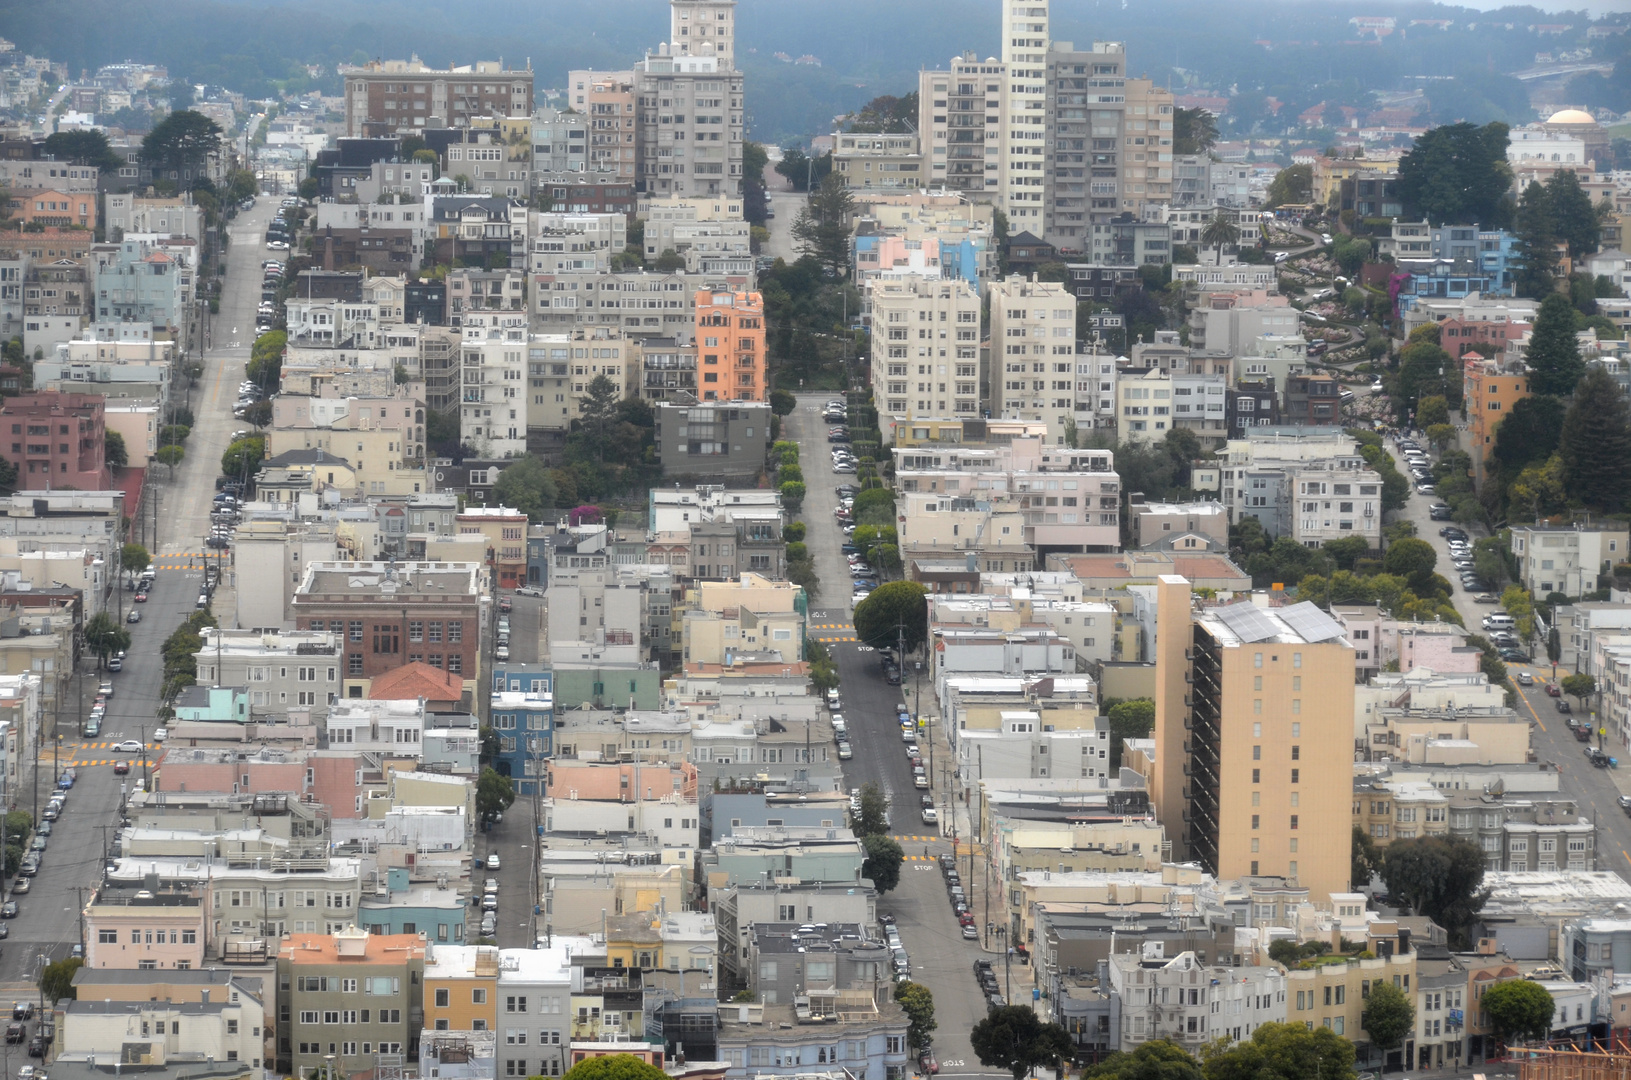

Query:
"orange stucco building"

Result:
[[695, 289, 765, 402], [1463, 352, 1531, 485]]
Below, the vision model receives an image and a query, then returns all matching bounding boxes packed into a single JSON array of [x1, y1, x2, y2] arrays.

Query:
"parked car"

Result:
[[1557, 700, 1573, 714]]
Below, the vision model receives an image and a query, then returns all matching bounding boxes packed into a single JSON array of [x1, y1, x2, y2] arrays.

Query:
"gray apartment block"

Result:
[[655, 401, 771, 480]]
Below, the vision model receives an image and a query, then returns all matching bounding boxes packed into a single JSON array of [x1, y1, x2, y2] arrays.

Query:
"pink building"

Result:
[[155, 747, 308, 795], [544, 759, 698, 803], [84, 887, 207, 971], [1441, 317, 1530, 359]]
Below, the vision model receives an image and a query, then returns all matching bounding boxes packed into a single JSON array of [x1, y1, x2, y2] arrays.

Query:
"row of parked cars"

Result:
[[937, 851, 978, 940], [6, 1001, 49, 1059], [256, 259, 284, 333]]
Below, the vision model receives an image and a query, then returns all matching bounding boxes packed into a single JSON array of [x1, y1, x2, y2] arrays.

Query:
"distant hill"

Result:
[[3, 0, 1621, 140]]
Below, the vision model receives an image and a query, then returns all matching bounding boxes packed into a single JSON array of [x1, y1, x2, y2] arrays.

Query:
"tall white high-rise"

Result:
[[670, 0, 737, 70], [1001, 0, 1050, 228]]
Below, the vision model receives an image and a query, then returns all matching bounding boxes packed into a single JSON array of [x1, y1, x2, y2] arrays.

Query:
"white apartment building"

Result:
[[193, 628, 344, 718], [325, 699, 428, 755], [1510, 524, 1630, 599], [459, 311, 529, 458], [527, 212, 627, 275], [1001, 0, 1050, 229], [640, 195, 752, 275], [525, 326, 637, 435], [870, 275, 982, 439], [1219, 428, 1383, 548], [1109, 946, 1287, 1051], [989, 275, 1078, 443], [917, 55, 1007, 201], [632, 49, 745, 199]]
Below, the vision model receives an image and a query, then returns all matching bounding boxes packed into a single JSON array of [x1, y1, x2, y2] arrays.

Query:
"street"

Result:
[[785, 394, 1011, 1079], [1389, 434, 1631, 882]]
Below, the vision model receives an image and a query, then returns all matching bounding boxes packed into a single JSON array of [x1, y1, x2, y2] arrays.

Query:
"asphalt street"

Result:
[[1390, 434, 1631, 883], [785, 394, 1013, 1079]]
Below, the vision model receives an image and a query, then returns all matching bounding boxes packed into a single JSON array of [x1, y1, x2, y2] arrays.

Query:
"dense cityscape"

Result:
[[0, 3, 1629, 1080]]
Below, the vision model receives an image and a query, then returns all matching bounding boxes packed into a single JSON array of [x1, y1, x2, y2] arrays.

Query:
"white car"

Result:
[[114, 740, 143, 753], [486, 852, 501, 870], [153, 728, 168, 742]]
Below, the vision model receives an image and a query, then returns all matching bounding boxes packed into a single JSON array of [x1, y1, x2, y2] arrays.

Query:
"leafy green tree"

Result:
[[791, 173, 856, 278], [562, 1055, 669, 1080], [43, 129, 126, 173], [769, 389, 796, 416], [104, 429, 129, 469], [1514, 182, 1561, 300], [39, 957, 82, 1004], [860, 834, 903, 893], [853, 581, 928, 651], [1396, 122, 1513, 225], [159, 424, 191, 446], [1527, 294, 1586, 396], [1479, 979, 1558, 1045], [971, 1005, 1075, 1080], [1200, 212, 1240, 263], [852, 781, 890, 837], [1360, 981, 1415, 1054], [83, 611, 132, 666], [1490, 394, 1566, 478], [1324, 535, 1371, 572], [1416, 395, 1450, 428], [120, 544, 151, 578], [475, 767, 515, 823], [1561, 673, 1597, 711], [1507, 454, 1570, 521], [492, 456, 559, 523], [141, 110, 223, 186], [1545, 168, 1600, 259], [1200, 1022, 1355, 1080], [1380, 835, 1490, 947], [154, 444, 184, 474], [1265, 165, 1312, 208], [1107, 699, 1155, 769], [1352, 824, 1381, 893], [1173, 107, 1220, 155], [894, 981, 937, 1050], [1397, 340, 1454, 415], [1559, 366, 1631, 512], [1089, 1041, 1204, 1080], [247, 330, 286, 390], [220, 435, 265, 480]]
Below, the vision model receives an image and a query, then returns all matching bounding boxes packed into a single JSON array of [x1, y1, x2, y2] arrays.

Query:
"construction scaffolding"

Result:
[[1518, 1044, 1631, 1080]]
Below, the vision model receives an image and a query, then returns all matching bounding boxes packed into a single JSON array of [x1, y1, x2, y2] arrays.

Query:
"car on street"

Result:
[[2, 902, 18, 919], [1545, 682, 1562, 696], [133, 591, 148, 603], [487, 852, 501, 870], [1557, 699, 1573, 713], [114, 740, 143, 753], [5, 1024, 22, 1045], [113, 761, 129, 775], [126, 608, 140, 623], [1516, 672, 1534, 685], [1499, 648, 1529, 663], [153, 728, 168, 741]]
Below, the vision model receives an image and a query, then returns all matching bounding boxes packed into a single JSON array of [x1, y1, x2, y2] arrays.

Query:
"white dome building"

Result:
[[1540, 107, 1607, 170]]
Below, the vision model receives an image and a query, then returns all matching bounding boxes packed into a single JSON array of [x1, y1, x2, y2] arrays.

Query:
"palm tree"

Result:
[[1200, 212, 1241, 264]]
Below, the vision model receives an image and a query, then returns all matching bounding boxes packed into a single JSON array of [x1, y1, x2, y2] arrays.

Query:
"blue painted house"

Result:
[[488, 667, 554, 795]]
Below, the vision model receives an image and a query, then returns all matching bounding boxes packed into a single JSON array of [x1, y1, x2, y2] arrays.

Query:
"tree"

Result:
[[860, 834, 903, 893], [42, 129, 125, 173], [104, 429, 128, 469], [247, 330, 286, 390], [141, 110, 224, 187], [1514, 182, 1561, 300], [1545, 169, 1600, 259], [154, 444, 185, 474], [0, 455, 15, 495], [1200, 212, 1240, 263], [893, 981, 937, 1049], [239, 400, 273, 429], [475, 767, 515, 823], [791, 173, 856, 278], [1396, 122, 1513, 225], [1528, 294, 1586, 397], [1381, 537, 1438, 592], [492, 456, 559, 523], [1481, 978, 1558, 1045], [1360, 981, 1415, 1054], [1324, 536, 1371, 573], [853, 581, 928, 652], [1265, 165, 1312, 208], [1352, 824, 1381, 892], [1561, 673, 1597, 711], [842, 93, 919, 134], [83, 612, 131, 667], [970, 1005, 1074, 1080], [1397, 340, 1454, 415], [221, 436, 265, 480], [1089, 1040, 1203, 1080], [1559, 366, 1631, 512], [159, 425, 191, 446], [1416, 395, 1450, 428], [1173, 107, 1219, 156], [562, 1055, 669, 1080], [39, 957, 82, 1004], [769, 389, 796, 416], [1200, 1022, 1355, 1080], [852, 781, 889, 837], [1380, 835, 1490, 946], [120, 543, 151, 578], [1107, 699, 1155, 769], [1490, 395, 1566, 477]]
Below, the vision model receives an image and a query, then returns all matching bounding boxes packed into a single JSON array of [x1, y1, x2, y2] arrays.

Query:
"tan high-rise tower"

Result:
[[1152, 577, 1356, 902], [670, 0, 737, 70]]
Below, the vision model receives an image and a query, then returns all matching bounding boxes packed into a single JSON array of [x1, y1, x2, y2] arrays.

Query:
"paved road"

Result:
[[784, 393, 1013, 1076], [1388, 434, 1631, 882]]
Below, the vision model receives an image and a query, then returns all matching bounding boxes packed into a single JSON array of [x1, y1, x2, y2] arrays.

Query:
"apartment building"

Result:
[[870, 275, 982, 437], [1000, 0, 1049, 229], [1110, 945, 1286, 1051], [918, 54, 1007, 201], [523, 326, 637, 436], [695, 289, 764, 402], [83, 885, 207, 971], [633, 50, 745, 198], [832, 132, 922, 190], [276, 929, 426, 1075], [531, 269, 747, 339], [654, 401, 773, 480], [344, 59, 533, 137], [988, 275, 1078, 443], [566, 70, 638, 186], [528, 212, 627, 275], [1511, 524, 1630, 598], [1463, 354, 1530, 485], [1154, 581, 1357, 901], [0, 391, 112, 490], [1218, 427, 1383, 548], [1043, 41, 1122, 253], [640, 195, 752, 275]]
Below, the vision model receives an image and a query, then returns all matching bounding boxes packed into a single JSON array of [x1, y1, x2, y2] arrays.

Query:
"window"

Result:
[[436, 989, 450, 1008], [98, 929, 117, 943]]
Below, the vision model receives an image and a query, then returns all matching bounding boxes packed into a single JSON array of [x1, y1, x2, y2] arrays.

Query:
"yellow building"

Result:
[[1153, 578, 1357, 902], [1285, 953, 1416, 1042], [1463, 355, 1530, 486], [423, 944, 501, 1032]]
